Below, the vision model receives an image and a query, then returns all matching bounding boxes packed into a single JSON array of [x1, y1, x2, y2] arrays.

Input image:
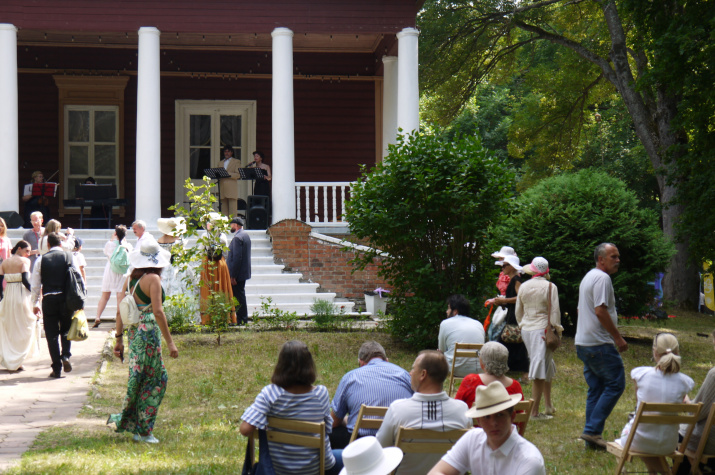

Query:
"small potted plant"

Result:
[[364, 287, 390, 316]]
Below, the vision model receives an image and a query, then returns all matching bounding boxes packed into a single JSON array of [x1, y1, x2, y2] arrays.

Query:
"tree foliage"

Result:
[[345, 132, 514, 348], [493, 169, 673, 331], [419, 0, 714, 304]]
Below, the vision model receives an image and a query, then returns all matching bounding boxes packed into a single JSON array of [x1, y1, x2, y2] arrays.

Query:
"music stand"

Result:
[[204, 167, 232, 212]]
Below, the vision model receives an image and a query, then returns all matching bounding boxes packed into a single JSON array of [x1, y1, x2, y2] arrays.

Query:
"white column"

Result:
[[396, 27, 420, 136], [135, 27, 162, 228], [271, 27, 296, 223], [0, 24, 18, 213], [382, 55, 398, 160]]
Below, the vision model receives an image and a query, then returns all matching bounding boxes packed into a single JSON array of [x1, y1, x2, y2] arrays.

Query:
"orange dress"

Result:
[[199, 256, 236, 325]]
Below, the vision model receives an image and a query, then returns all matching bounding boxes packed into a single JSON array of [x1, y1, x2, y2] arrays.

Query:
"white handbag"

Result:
[[119, 276, 149, 326]]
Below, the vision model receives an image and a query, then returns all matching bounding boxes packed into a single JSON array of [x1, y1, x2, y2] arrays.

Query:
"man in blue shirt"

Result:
[[330, 340, 413, 449]]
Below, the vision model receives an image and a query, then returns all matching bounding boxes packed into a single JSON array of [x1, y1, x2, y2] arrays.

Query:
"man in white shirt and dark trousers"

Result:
[[438, 295, 485, 378], [575, 243, 627, 450], [429, 381, 545, 475], [31, 233, 74, 378], [377, 350, 472, 474]]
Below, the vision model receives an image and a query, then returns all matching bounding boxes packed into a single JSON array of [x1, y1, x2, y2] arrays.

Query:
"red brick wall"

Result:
[[268, 219, 389, 300]]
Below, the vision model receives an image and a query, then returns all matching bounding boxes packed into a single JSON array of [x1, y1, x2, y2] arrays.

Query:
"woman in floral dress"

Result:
[[108, 240, 179, 444]]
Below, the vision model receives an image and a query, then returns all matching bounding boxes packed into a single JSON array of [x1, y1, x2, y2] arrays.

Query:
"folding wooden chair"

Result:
[[685, 403, 715, 475], [606, 402, 702, 474], [471, 398, 533, 437], [393, 426, 470, 469], [247, 417, 327, 474], [448, 342, 483, 396], [349, 404, 389, 443]]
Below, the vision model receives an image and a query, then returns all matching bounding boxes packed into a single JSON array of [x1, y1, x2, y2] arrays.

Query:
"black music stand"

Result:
[[204, 167, 232, 213]]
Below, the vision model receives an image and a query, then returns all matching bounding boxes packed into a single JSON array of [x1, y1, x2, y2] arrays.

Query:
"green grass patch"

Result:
[[9, 310, 715, 474]]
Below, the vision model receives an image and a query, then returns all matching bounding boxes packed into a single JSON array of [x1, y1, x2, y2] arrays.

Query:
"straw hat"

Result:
[[157, 217, 186, 237], [523, 257, 549, 276], [129, 240, 171, 269], [339, 436, 404, 475], [466, 381, 522, 418]]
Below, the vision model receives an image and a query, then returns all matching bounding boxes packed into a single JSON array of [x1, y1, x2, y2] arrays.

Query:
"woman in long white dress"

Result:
[[0, 240, 40, 372], [156, 217, 188, 296], [93, 225, 133, 327]]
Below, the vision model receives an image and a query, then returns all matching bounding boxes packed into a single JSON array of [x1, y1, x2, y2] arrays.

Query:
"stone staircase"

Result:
[[8, 228, 354, 321]]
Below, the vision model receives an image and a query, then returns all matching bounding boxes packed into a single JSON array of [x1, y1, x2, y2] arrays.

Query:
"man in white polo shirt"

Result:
[[377, 350, 472, 474], [428, 382, 545, 475]]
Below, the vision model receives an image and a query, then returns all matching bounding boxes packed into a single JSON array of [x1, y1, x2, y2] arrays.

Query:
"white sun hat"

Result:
[[157, 216, 186, 237], [129, 239, 171, 269], [502, 255, 522, 273], [491, 246, 517, 259], [339, 436, 404, 475], [523, 256, 550, 276]]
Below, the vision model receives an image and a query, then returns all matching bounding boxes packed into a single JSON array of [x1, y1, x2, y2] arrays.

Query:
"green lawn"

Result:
[[8, 310, 715, 474]]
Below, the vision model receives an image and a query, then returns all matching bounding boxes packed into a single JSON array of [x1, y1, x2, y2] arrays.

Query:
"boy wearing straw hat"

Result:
[[428, 382, 545, 475]]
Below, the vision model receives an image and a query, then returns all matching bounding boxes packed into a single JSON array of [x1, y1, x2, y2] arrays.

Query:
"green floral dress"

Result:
[[108, 279, 167, 436]]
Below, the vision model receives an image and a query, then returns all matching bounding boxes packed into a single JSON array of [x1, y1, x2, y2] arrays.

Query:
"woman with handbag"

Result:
[[108, 240, 179, 444], [515, 257, 563, 420], [93, 225, 133, 328], [493, 255, 530, 379], [240, 340, 344, 474]]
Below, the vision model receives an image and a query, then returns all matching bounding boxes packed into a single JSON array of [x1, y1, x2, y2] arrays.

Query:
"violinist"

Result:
[[22, 171, 50, 228]]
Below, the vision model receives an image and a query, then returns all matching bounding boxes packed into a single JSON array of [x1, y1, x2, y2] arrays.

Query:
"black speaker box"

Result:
[[247, 206, 268, 230], [0, 211, 24, 229]]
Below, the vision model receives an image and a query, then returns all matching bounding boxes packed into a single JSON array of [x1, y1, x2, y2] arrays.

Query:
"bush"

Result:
[[310, 299, 350, 331], [164, 294, 199, 334], [496, 169, 674, 331], [346, 131, 515, 348]]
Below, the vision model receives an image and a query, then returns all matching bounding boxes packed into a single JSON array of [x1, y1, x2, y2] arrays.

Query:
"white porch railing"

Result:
[[295, 182, 352, 226]]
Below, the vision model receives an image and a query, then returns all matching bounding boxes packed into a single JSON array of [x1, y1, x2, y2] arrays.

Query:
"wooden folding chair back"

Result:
[[395, 426, 470, 455], [349, 404, 389, 443], [261, 417, 326, 475], [448, 343, 483, 396], [606, 402, 702, 474], [685, 403, 715, 475]]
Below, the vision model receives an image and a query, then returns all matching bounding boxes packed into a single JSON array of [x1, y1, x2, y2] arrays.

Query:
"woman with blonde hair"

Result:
[[0, 218, 12, 263], [39, 219, 74, 254], [615, 332, 693, 474]]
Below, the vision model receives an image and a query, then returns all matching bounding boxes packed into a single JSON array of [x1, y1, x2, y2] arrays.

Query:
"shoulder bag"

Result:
[[67, 309, 89, 341], [241, 429, 275, 475], [545, 282, 562, 352], [119, 276, 151, 326], [65, 253, 86, 313]]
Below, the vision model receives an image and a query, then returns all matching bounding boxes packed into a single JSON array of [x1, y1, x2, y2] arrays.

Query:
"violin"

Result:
[[38, 170, 59, 207]]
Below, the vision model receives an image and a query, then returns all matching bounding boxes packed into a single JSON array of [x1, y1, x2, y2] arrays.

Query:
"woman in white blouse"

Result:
[[516, 256, 562, 420]]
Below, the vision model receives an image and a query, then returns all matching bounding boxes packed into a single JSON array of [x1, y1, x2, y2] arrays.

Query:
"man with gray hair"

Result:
[[377, 350, 472, 474], [132, 220, 151, 248], [330, 340, 413, 449], [576, 242, 626, 450]]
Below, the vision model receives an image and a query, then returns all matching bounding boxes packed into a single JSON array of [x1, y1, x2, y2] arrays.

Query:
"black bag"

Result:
[[65, 255, 86, 313], [242, 429, 275, 475]]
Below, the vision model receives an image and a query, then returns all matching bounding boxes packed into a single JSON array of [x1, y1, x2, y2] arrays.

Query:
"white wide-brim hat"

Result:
[[157, 216, 186, 236], [339, 436, 404, 475], [523, 256, 549, 276], [502, 255, 522, 272], [129, 240, 171, 269], [466, 381, 522, 418], [491, 246, 517, 259]]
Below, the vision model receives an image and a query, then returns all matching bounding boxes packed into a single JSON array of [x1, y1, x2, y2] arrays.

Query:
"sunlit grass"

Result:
[[9, 310, 715, 474]]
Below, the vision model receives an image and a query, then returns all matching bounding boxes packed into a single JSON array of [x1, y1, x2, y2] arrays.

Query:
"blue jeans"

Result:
[[576, 344, 626, 436], [326, 449, 343, 475]]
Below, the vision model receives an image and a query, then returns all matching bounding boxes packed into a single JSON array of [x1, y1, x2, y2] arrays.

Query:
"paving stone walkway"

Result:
[[0, 327, 109, 472]]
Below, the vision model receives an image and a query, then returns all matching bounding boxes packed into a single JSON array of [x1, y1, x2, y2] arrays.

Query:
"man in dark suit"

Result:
[[227, 217, 251, 325], [30, 232, 74, 378]]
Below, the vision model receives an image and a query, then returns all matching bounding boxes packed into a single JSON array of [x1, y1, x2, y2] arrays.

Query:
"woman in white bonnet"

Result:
[[615, 332, 693, 473]]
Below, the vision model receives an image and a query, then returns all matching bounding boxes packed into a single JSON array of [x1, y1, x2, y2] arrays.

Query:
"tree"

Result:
[[419, 0, 714, 306], [493, 169, 673, 331], [345, 131, 514, 348]]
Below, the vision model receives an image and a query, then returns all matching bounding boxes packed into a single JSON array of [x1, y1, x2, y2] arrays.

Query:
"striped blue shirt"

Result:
[[331, 358, 413, 436], [241, 384, 336, 474]]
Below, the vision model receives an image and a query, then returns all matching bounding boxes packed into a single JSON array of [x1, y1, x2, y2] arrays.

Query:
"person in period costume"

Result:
[[156, 217, 189, 296], [218, 144, 243, 218], [108, 240, 179, 444], [493, 255, 530, 379], [0, 241, 40, 372], [227, 217, 251, 325], [248, 150, 272, 199], [199, 213, 236, 325]]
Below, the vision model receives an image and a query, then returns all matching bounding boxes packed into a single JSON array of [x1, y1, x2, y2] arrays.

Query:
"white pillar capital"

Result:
[[271, 27, 294, 38], [397, 27, 420, 137], [382, 55, 398, 65], [0, 24, 19, 214], [135, 26, 162, 227], [271, 27, 296, 223]]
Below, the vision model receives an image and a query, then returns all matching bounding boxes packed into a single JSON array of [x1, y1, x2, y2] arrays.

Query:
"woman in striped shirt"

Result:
[[240, 340, 344, 474]]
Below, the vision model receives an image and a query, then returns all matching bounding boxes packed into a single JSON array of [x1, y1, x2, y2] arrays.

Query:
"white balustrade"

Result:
[[295, 182, 352, 225]]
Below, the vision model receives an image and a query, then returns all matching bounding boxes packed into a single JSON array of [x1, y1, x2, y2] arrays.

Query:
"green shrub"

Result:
[[310, 299, 350, 331], [164, 293, 199, 334], [497, 169, 674, 331], [346, 131, 515, 348], [251, 297, 300, 331]]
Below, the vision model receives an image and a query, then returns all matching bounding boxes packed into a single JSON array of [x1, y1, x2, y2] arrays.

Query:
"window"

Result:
[[64, 106, 119, 198], [175, 101, 256, 206]]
